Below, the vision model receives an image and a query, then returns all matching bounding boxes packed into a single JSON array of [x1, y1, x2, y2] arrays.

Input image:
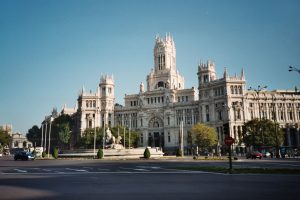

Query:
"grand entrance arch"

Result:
[[148, 117, 164, 148]]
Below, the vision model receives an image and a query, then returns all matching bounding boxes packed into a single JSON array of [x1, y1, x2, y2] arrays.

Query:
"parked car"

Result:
[[263, 152, 271, 158], [14, 151, 35, 161], [246, 152, 263, 159]]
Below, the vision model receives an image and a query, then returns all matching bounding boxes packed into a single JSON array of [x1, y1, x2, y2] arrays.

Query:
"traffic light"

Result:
[[223, 123, 230, 136]]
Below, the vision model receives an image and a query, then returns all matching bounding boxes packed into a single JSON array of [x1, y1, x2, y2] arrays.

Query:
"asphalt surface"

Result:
[[1, 156, 300, 200]]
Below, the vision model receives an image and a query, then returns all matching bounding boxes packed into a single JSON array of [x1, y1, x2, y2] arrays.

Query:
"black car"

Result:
[[14, 151, 35, 161]]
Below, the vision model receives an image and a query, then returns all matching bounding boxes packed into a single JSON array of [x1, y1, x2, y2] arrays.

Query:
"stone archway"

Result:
[[148, 116, 164, 148]]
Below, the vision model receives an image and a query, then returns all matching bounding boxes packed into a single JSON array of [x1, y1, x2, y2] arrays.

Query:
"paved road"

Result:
[[1, 157, 300, 200]]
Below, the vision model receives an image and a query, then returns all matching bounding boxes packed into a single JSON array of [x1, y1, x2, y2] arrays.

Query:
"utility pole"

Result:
[[181, 121, 184, 156], [249, 85, 267, 149], [41, 123, 44, 148], [47, 117, 53, 158], [93, 114, 96, 159]]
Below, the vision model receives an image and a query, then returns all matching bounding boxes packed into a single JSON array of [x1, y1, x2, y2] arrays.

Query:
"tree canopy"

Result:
[[242, 119, 284, 149], [189, 123, 218, 152], [26, 125, 41, 147], [0, 129, 11, 146], [58, 123, 71, 148]]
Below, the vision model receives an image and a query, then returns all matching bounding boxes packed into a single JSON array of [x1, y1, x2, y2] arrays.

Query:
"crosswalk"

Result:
[[2, 165, 182, 175]]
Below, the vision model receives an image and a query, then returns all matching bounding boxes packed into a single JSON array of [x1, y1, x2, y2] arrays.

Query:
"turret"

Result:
[[99, 74, 115, 127], [197, 60, 217, 85], [153, 33, 176, 72], [147, 33, 184, 91]]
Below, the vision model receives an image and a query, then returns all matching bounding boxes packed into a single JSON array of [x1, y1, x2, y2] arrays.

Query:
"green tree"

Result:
[[110, 126, 139, 148], [52, 114, 74, 149], [97, 148, 103, 159], [58, 123, 71, 149], [190, 123, 218, 153], [79, 127, 104, 149], [176, 148, 183, 157], [144, 148, 151, 159], [242, 119, 284, 149], [52, 147, 59, 159], [0, 129, 11, 146], [26, 125, 41, 147]]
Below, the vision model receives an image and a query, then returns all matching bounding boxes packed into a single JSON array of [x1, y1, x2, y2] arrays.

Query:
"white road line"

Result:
[[14, 169, 27, 173], [65, 168, 88, 172], [136, 165, 161, 169], [134, 169, 150, 171]]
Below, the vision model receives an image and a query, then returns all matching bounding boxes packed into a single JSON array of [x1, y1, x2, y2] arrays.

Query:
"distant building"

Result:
[[0, 124, 13, 136], [61, 34, 300, 154], [10, 132, 32, 149]]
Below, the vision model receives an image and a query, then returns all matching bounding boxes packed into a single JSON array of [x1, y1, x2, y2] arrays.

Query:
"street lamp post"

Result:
[[47, 117, 53, 158], [249, 85, 267, 149], [41, 123, 44, 148], [93, 113, 96, 159], [102, 116, 105, 157], [272, 95, 280, 158], [129, 127, 131, 149], [44, 122, 48, 152]]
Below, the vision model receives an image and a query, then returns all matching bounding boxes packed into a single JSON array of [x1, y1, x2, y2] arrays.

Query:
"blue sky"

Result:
[[0, 0, 299, 134]]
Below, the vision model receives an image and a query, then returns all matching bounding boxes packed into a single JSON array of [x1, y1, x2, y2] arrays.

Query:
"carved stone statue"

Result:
[[104, 128, 124, 149], [140, 82, 145, 93]]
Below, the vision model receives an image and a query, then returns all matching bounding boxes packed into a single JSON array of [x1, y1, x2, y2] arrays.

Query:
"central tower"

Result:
[[146, 33, 184, 91]]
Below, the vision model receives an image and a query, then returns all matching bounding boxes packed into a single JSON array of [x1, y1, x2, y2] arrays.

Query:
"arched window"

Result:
[[158, 81, 164, 88], [231, 86, 234, 94]]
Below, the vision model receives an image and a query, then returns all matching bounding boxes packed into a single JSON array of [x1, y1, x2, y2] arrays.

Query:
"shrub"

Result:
[[144, 148, 151, 159], [97, 148, 103, 159], [176, 148, 183, 157], [42, 151, 46, 158], [52, 148, 59, 159]]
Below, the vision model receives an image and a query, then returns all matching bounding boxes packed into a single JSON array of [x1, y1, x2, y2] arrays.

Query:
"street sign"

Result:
[[225, 137, 235, 146]]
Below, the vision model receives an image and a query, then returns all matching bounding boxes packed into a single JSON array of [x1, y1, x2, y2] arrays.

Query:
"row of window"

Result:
[[86, 100, 96, 108], [250, 110, 300, 121], [157, 54, 165, 70], [214, 87, 225, 96], [147, 96, 165, 104], [230, 85, 243, 95], [177, 96, 189, 102], [175, 109, 199, 125], [102, 87, 112, 94], [250, 102, 300, 109]]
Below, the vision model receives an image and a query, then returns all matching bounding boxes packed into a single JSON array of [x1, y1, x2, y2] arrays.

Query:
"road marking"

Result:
[[134, 168, 150, 171], [14, 169, 27, 173], [65, 168, 88, 172], [136, 165, 161, 169]]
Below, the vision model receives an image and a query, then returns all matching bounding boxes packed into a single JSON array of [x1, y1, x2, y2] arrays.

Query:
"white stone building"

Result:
[[66, 34, 300, 154]]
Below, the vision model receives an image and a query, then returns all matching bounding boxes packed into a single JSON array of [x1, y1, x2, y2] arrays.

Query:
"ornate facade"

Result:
[[67, 34, 300, 154]]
